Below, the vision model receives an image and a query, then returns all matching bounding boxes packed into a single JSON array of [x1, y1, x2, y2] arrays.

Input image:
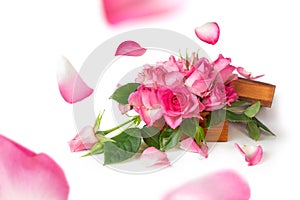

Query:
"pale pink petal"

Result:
[[199, 143, 209, 159], [180, 137, 200, 153], [213, 54, 232, 71], [57, 57, 93, 104], [237, 67, 264, 80], [68, 126, 98, 152], [163, 114, 182, 129], [195, 22, 220, 45], [140, 147, 170, 167], [115, 40, 146, 56], [118, 103, 131, 114], [0, 134, 69, 200], [102, 0, 184, 25], [163, 170, 250, 200], [140, 107, 163, 127], [180, 137, 208, 158], [235, 143, 263, 166], [219, 65, 236, 83]]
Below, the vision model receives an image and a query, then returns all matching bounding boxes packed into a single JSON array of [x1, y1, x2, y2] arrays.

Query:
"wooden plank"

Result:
[[205, 121, 228, 142], [233, 78, 276, 107], [200, 112, 228, 142]]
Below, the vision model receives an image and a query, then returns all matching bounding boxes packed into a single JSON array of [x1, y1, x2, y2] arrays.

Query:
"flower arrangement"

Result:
[[62, 23, 275, 167]]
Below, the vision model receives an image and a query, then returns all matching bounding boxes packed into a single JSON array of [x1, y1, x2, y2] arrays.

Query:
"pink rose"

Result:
[[136, 59, 185, 87], [128, 85, 163, 126], [225, 82, 238, 105], [164, 71, 185, 86], [213, 54, 238, 83], [135, 64, 167, 86], [185, 58, 215, 97], [158, 86, 204, 129], [202, 81, 238, 111], [157, 55, 186, 73], [202, 82, 227, 111]]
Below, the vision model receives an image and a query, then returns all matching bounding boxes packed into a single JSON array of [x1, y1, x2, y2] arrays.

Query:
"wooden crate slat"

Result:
[[200, 112, 228, 142], [205, 121, 228, 142], [233, 78, 276, 107]]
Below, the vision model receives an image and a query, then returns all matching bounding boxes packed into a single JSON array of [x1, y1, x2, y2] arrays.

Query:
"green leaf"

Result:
[[244, 101, 261, 118], [246, 120, 261, 140], [253, 117, 275, 136], [110, 83, 140, 104], [159, 126, 181, 151], [206, 109, 226, 128], [226, 110, 251, 122], [141, 126, 161, 149], [195, 126, 205, 145], [179, 118, 198, 137], [103, 128, 141, 165], [229, 100, 250, 108]]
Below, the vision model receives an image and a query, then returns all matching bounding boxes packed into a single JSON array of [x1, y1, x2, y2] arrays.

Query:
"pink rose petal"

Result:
[[0, 134, 69, 200], [180, 137, 208, 158], [199, 143, 209, 159], [57, 57, 93, 104], [163, 170, 251, 200], [118, 103, 131, 114], [140, 147, 170, 167], [219, 65, 237, 83], [235, 143, 263, 166], [102, 0, 184, 25], [115, 40, 147, 56], [68, 125, 98, 152], [237, 67, 264, 80], [213, 54, 232, 71], [195, 22, 220, 45], [180, 137, 200, 153]]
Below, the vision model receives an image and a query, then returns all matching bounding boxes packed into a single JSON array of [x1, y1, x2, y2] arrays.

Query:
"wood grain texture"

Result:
[[200, 112, 228, 142], [233, 78, 276, 107]]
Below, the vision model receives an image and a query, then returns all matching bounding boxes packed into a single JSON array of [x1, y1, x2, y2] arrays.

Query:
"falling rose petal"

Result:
[[180, 137, 208, 158], [140, 147, 170, 167], [0, 134, 69, 200], [102, 0, 184, 25], [235, 143, 263, 166], [237, 67, 264, 80], [195, 22, 220, 45], [68, 125, 98, 152], [57, 57, 94, 104], [115, 40, 147, 56], [163, 170, 251, 200]]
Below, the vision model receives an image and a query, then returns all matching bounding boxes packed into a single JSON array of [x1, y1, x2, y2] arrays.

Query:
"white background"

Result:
[[0, 0, 299, 199]]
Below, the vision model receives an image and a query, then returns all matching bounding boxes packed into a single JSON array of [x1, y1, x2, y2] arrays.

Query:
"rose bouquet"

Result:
[[68, 47, 274, 166], [61, 23, 275, 166]]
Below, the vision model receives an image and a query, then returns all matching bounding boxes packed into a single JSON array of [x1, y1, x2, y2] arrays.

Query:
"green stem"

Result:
[[96, 116, 138, 135]]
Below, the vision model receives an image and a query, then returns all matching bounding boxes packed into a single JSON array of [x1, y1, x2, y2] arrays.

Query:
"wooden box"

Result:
[[204, 78, 276, 142], [233, 78, 276, 107]]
